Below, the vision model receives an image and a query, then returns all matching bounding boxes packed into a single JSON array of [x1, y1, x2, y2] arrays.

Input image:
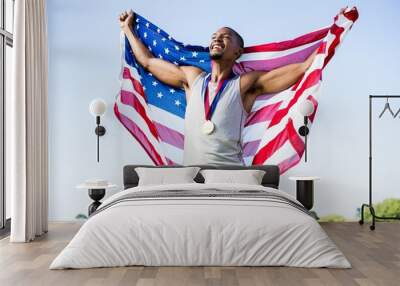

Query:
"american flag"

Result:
[[114, 7, 358, 173]]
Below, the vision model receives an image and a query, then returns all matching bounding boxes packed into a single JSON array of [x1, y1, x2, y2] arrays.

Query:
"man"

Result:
[[119, 10, 317, 166]]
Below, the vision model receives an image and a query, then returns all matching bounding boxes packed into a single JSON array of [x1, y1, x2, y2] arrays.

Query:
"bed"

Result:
[[50, 165, 350, 269]]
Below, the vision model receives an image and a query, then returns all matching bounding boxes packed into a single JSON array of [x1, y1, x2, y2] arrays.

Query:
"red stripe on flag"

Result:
[[268, 69, 322, 129], [291, 74, 305, 91], [114, 103, 165, 166], [306, 95, 318, 123], [286, 118, 305, 156], [153, 121, 184, 149], [252, 118, 304, 165], [323, 24, 344, 68], [245, 101, 282, 126], [120, 90, 159, 139], [237, 42, 321, 73], [344, 7, 359, 22], [122, 67, 146, 100], [244, 28, 329, 53], [318, 41, 327, 54], [288, 41, 325, 92], [278, 153, 301, 174]]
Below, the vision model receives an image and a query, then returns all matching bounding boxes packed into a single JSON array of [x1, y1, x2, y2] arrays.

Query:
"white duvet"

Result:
[[50, 183, 350, 269]]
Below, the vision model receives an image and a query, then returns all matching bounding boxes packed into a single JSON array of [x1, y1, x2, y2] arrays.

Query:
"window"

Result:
[[0, 0, 14, 235]]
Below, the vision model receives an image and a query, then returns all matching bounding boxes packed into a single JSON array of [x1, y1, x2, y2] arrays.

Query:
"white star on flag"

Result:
[[164, 48, 170, 54], [175, 100, 181, 106], [152, 81, 158, 86], [192, 51, 198, 57], [169, 88, 175, 93], [157, 92, 163, 98]]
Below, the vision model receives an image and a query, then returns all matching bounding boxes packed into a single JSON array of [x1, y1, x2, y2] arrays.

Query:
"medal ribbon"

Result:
[[202, 73, 233, 121]]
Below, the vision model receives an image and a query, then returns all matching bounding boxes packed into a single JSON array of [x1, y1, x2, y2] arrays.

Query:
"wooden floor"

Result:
[[0, 222, 399, 286]]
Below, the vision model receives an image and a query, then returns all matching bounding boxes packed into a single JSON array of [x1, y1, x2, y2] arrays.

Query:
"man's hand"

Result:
[[119, 10, 134, 32], [118, 10, 202, 92]]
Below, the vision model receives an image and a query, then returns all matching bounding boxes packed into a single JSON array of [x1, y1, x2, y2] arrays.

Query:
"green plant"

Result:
[[363, 198, 400, 221], [75, 213, 88, 220], [319, 214, 346, 222]]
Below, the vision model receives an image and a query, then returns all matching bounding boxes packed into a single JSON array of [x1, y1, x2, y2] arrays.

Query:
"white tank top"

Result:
[[183, 72, 247, 166]]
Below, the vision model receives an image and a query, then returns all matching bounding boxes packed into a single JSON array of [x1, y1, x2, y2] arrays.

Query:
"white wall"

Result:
[[47, 0, 400, 220]]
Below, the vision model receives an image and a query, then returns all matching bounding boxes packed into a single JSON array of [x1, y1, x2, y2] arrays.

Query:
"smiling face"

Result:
[[209, 27, 244, 62]]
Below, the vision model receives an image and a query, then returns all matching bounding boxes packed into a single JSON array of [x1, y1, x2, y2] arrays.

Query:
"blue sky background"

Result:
[[47, 0, 400, 220]]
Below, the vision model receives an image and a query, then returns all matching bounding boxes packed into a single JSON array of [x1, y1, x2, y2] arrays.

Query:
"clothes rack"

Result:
[[359, 95, 400, 230]]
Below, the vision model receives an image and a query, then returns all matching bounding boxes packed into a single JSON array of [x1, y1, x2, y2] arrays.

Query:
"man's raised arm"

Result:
[[119, 10, 201, 89], [241, 49, 318, 112]]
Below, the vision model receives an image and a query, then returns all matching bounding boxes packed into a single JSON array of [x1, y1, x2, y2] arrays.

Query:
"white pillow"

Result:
[[200, 169, 266, 185], [135, 167, 200, 186]]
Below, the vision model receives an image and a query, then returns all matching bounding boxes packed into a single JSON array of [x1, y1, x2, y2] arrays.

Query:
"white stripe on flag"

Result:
[[242, 156, 253, 166], [264, 139, 299, 165], [159, 141, 183, 164], [244, 77, 320, 144], [148, 104, 185, 134], [238, 39, 324, 61], [116, 97, 165, 159], [242, 121, 270, 143], [250, 91, 290, 113], [125, 64, 143, 83]]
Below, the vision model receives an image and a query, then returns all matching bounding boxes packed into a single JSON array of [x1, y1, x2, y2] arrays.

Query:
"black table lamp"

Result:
[[89, 99, 107, 162], [298, 99, 315, 162]]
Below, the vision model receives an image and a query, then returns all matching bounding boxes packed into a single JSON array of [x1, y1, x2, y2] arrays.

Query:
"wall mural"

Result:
[[114, 7, 358, 174]]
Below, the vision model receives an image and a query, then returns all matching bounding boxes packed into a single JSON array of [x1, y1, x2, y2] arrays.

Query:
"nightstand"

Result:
[[76, 181, 117, 216], [288, 176, 320, 210]]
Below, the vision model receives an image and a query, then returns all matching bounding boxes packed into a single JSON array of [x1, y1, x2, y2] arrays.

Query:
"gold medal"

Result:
[[202, 120, 215, 135], [202, 73, 234, 136]]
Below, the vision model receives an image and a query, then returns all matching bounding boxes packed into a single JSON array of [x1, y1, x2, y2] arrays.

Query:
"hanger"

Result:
[[378, 97, 395, 118], [394, 107, 400, 118], [392, 103, 400, 118]]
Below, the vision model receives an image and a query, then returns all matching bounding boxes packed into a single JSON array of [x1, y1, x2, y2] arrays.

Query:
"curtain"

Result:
[[8, 0, 48, 242]]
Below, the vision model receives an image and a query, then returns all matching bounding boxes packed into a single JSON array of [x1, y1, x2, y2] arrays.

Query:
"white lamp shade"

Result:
[[89, 99, 107, 117], [298, 100, 315, 116]]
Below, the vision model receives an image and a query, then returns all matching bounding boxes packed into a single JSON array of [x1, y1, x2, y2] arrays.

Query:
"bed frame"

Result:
[[123, 165, 280, 189]]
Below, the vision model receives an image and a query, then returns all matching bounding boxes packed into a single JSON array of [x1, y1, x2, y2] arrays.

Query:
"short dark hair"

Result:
[[224, 27, 244, 48]]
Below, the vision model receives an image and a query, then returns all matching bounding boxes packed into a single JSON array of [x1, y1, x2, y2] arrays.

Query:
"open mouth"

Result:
[[211, 43, 224, 51]]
